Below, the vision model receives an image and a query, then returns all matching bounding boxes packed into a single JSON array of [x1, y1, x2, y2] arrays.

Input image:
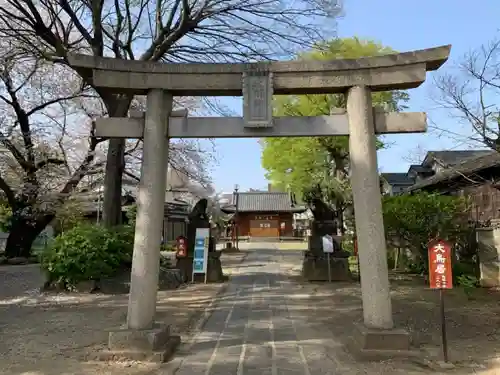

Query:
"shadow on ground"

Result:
[[177, 248, 500, 375], [1, 248, 498, 374], [0, 252, 248, 375]]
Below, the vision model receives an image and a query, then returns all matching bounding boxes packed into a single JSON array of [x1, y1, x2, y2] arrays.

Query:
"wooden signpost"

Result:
[[428, 239, 453, 363]]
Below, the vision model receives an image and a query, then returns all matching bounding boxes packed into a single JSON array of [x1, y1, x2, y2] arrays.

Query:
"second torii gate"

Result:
[[68, 44, 451, 361]]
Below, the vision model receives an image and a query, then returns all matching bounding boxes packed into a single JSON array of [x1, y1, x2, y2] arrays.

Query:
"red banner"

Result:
[[428, 239, 453, 289], [176, 236, 187, 258]]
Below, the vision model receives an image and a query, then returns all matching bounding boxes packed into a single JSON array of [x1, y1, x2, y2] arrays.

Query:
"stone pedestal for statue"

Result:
[[302, 234, 352, 281], [176, 238, 225, 283], [176, 199, 225, 283], [301, 200, 352, 282]]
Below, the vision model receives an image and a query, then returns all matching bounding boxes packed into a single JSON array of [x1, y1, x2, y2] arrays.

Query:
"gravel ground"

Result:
[[2, 246, 498, 375], [0, 252, 247, 375], [165, 245, 500, 375], [288, 265, 500, 374]]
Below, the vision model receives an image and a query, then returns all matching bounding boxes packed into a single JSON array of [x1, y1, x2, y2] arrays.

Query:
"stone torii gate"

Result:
[[68, 45, 451, 360]]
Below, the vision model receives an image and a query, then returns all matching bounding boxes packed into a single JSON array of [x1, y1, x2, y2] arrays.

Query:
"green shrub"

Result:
[[341, 236, 355, 254], [406, 260, 426, 275], [125, 205, 137, 227], [40, 223, 133, 288], [162, 243, 176, 252], [452, 261, 476, 280], [0, 202, 12, 232], [54, 201, 87, 234], [110, 225, 135, 264], [383, 192, 470, 274], [452, 261, 478, 296], [456, 274, 478, 288], [456, 274, 479, 298]]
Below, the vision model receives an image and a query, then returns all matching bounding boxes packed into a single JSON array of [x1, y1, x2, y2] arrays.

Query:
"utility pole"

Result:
[[234, 184, 240, 250]]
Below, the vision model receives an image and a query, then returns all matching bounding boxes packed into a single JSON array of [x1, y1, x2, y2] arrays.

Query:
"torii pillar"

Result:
[[126, 90, 171, 330]]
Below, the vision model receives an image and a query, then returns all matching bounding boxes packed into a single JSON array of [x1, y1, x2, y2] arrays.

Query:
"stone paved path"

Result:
[[174, 246, 348, 375]]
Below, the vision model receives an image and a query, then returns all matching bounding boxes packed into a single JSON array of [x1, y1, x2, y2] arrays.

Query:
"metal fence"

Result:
[[162, 219, 188, 244], [0, 229, 52, 254], [0, 232, 6, 252]]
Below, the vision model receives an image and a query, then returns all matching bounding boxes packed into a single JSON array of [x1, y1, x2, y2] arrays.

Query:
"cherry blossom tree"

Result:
[[0, 46, 107, 257], [0, 0, 341, 227]]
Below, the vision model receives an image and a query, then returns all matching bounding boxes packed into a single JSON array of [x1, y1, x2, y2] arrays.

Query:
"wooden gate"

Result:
[[249, 220, 279, 237]]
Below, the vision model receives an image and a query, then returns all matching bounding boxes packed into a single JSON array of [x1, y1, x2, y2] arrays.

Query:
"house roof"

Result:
[[218, 193, 233, 205], [78, 194, 189, 219], [422, 150, 495, 167], [380, 173, 414, 185], [220, 191, 306, 213], [408, 151, 500, 191], [408, 164, 432, 174]]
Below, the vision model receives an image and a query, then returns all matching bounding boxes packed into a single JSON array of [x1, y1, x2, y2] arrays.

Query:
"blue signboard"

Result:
[[193, 228, 209, 275]]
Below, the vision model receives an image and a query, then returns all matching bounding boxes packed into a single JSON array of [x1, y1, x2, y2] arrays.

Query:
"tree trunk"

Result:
[[393, 247, 400, 270], [100, 95, 132, 228], [4, 215, 52, 258], [102, 138, 126, 227]]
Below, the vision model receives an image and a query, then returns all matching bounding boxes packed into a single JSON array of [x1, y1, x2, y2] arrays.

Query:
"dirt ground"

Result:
[[2, 247, 499, 375], [0, 251, 247, 375], [289, 268, 500, 374]]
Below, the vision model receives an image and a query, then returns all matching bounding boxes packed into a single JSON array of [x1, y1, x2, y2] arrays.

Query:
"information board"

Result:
[[322, 235, 334, 253], [193, 228, 209, 275]]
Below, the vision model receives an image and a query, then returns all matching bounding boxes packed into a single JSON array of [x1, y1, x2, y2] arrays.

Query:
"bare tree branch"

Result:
[[432, 37, 500, 151], [0, 171, 16, 205], [403, 145, 428, 165], [0, 0, 341, 226]]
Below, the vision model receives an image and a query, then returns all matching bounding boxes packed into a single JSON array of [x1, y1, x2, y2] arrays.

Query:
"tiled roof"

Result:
[[218, 193, 234, 205], [221, 192, 306, 213], [409, 151, 500, 191], [408, 164, 432, 173], [380, 173, 414, 185], [423, 150, 495, 167]]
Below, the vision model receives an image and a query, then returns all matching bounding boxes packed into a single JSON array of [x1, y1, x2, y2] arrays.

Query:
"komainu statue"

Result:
[[176, 199, 225, 283], [301, 197, 352, 281]]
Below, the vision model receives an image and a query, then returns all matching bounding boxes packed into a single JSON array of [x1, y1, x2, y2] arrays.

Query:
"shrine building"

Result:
[[220, 189, 306, 239]]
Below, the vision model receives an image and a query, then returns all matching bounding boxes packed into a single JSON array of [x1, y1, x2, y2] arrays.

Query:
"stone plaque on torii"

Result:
[[67, 44, 451, 361]]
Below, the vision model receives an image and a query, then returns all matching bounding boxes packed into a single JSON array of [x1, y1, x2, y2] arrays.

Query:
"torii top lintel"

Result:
[[67, 45, 451, 96]]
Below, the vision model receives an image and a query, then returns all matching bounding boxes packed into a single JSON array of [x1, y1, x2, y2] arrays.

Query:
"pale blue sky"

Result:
[[210, 0, 500, 193]]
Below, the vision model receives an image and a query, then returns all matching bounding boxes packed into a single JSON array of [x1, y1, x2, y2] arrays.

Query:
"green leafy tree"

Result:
[[261, 38, 409, 232], [0, 201, 12, 232], [54, 201, 87, 234], [382, 192, 470, 272], [125, 205, 137, 228]]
